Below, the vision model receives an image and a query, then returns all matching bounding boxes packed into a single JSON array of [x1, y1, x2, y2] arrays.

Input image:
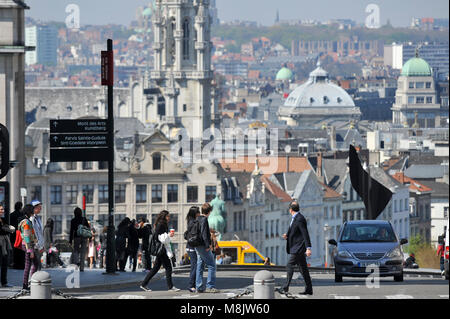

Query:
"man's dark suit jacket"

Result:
[[286, 212, 312, 255]]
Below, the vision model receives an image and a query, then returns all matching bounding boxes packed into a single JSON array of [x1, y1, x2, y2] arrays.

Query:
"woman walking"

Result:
[[185, 206, 200, 292], [19, 204, 39, 291], [69, 207, 89, 271], [140, 210, 180, 292], [115, 217, 130, 272], [0, 204, 15, 288], [43, 218, 53, 268]]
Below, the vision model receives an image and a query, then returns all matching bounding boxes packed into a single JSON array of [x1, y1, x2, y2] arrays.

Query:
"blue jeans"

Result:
[[195, 246, 216, 290], [187, 249, 197, 289]]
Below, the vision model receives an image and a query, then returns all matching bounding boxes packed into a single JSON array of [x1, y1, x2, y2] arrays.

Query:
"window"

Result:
[[324, 207, 328, 219], [82, 185, 94, 204], [187, 186, 198, 203], [276, 220, 279, 236], [152, 184, 162, 203], [98, 161, 108, 170], [66, 162, 77, 170], [152, 153, 161, 170], [270, 220, 274, 237], [115, 184, 126, 203], [66, 185, 78, 205], [82, 162, 93, 170], [415, 82, 424, 89], [250, 216, 254, 233], [98, 185, 108, 204], [265, 221, 269, 238], [167, 184, 178, 203], [426, 96, 433, 104], [98, 214, 108, 227], [416, 96, 424, 104], [205, 186, 216, 202], [50, 185, 62, 205], [330, 206, 335, 219], [169, 213, 178, 232], [408, 96, 415, 104], [53, 215, 62, 235], [182, 18, 190, 60], [409, 82, 414, 89], [136, 185, 147, 203], [31, 186, 42, 201], [183, 104, 187, 112]]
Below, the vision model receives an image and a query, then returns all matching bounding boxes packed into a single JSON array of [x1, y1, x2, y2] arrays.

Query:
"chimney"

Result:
[[317, 152, 323, 177], [330, 126, 336, 150]]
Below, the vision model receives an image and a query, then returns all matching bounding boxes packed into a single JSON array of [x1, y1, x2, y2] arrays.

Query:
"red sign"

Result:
[[101, 51, 114, 86]]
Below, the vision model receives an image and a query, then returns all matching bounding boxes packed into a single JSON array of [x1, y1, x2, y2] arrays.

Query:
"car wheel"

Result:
[[335, 273, 343, 282], [394, 272, 403, 282]]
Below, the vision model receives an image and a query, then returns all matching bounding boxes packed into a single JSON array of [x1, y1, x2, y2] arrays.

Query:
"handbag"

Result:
[[149, 233, 164, 257], [77, 224, 92, 238], [14, 230, 23, 249]]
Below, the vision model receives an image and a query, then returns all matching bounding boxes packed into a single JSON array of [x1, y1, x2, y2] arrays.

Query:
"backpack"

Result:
[[184, 219, 202, 247], [149, 232, 164, 257], [77, 224, 92, 238]]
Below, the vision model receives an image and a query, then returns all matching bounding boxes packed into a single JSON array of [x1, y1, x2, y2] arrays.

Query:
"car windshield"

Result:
[[340, 224, 397, 243]]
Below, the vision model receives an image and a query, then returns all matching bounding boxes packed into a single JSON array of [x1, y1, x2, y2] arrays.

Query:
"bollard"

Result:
[[30, 271, 52, 299], [253, 270, 275, 299]]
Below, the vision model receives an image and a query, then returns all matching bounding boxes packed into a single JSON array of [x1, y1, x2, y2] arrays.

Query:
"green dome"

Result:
[[401, 57, 432, 77], [276, 67, 293, 81], [142, 7, 152, 16]]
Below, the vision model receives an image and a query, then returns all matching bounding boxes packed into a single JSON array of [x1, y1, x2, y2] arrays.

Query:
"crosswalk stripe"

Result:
[[173, 294, 200, 299], [118, 295, 146, 299], [385, 295, 414, 299], [334, 296, 361, 299]]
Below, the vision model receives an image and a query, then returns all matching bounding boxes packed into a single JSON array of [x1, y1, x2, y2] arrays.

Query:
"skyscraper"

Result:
[[25, 24, 57, 67]]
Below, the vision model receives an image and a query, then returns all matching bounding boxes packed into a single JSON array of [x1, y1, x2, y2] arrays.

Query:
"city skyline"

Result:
[[25, 0, 449, 27]]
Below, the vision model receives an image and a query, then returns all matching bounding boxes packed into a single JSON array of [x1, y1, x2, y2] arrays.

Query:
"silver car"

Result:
[[329, 220, 408, 282]]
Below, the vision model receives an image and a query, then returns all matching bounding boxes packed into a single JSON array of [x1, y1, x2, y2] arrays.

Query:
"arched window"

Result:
[[152, 152, 161, 170], [183, 18, 190, 60]]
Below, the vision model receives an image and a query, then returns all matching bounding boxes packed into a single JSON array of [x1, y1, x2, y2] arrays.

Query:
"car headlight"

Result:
[[386, 248, 402, 258], [337, 250, 352, 258]]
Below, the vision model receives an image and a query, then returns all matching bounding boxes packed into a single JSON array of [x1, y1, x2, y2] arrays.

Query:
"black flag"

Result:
[[349, 145, 393, 220]]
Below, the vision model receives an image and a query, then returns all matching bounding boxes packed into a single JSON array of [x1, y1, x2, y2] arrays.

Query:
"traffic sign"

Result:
[[50, 119, 109, 134], [101, 50, 114, 86]]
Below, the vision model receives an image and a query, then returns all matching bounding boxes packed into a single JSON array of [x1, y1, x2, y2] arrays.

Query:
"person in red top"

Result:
[[437, 235, 445, 274]]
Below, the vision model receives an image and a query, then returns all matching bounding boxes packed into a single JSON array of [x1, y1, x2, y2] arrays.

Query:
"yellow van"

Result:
[[217, 241, 274, 266]]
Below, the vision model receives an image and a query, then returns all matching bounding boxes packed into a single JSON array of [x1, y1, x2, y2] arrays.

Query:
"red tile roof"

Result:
[[219, 156, 313, 175], [391, 172, 433, 193], [261, 176, 292, 202]]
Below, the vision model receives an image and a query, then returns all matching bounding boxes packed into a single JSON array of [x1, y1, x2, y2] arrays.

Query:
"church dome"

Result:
[[282, 62, 355, 109], [276, 67, 293, 81], [142, 7, 152, 17], [401, 57, 432, 77]]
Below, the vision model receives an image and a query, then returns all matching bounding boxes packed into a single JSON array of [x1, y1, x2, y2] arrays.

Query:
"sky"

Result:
[[24, 0, 449, 27]]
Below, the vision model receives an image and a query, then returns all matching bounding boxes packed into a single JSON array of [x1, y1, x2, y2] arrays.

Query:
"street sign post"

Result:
[[103, 39, 116, 274]]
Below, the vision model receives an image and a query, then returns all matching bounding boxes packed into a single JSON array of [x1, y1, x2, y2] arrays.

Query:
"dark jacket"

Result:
[[286, 212, 312, 255], [138, 223, 152, 250], [43, 225, 53, 250], [115, 223, 130, 251], [100, 232, 107, 250], [9, 210, 23, 243], [69, 217, 89, 243], [197, 215, 211, 248], [185, 218, 196, 250], [0, 217, 11, 236], [127, 224, 139, 252]]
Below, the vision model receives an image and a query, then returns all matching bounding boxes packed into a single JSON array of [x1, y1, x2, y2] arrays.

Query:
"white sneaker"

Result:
[[140, 285, 151, 292], [169, 286, 180, 292]]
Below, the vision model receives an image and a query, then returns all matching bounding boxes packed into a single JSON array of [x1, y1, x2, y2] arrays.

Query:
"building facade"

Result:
[[0, 0, 28, 206]]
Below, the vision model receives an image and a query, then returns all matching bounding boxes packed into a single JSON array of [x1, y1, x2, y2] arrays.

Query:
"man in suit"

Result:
[[281, 201, 313, 295]]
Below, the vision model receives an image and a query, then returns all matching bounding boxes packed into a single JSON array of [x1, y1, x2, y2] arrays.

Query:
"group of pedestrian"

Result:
[[115, 217, 143, 272]]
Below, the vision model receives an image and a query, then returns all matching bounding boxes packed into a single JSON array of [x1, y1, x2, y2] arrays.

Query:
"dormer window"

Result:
[[323, 96, 329, 104], [152, 152, 161, 170], [337, 97, 342, 103], [310, 97, 314, 103], [67, 105, 73, 112]]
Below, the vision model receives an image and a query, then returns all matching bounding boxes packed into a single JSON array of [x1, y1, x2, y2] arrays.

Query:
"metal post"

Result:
[[30, 271, 52, 299], [253, 270, 275, 299], [105, 38, 116, 274]]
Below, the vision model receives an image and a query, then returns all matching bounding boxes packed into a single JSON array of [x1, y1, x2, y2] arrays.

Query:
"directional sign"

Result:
[[50, 119, 109, 134], [50, 133, 108, 148], [50, 119, 110, 162]]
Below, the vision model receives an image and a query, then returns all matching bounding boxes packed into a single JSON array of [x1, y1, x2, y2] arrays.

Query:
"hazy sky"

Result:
[[25, 0, 449, 27]]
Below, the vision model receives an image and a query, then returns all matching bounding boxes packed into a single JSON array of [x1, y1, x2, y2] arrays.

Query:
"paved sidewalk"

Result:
[[0, 266, 188, 298]]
